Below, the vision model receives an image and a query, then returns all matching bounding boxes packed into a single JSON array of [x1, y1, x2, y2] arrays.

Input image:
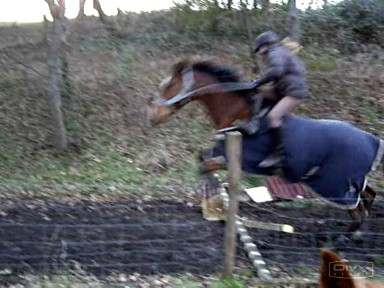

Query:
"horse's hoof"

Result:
[[351, 230, 363, 242], [199, 156, 226, 174], [199, 162, 212, 175], [335, 235, 351, 250], [198, 147, 213, 162]]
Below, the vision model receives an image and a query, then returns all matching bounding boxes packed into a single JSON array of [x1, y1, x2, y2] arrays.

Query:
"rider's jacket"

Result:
[[257, 44, 309, 100]]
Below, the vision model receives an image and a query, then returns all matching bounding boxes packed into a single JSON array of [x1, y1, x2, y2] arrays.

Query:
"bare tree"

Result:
[[288, 0, 300, 42], [227, 0, 233, 10], [253, 0, 258, 10], [239, 0, 258, 72], [93, 0, 121, 37], [261, 0, 269, 10], [45, 0, 68, 152], [77, 0, 86, 18]]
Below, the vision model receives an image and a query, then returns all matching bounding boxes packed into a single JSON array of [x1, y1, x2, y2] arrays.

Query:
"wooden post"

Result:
[[223, 131, 242, 277]]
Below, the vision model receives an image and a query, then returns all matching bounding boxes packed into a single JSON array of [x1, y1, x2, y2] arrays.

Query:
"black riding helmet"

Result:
[[253, 31, 280, 54]]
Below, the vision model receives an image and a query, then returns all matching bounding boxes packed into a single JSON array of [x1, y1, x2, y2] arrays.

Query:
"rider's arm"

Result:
[[256, 50, 285, 86]]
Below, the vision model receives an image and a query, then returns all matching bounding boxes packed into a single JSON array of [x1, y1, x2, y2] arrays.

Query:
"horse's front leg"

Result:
[[198, 146, 227, 174], [199, 156, 227, 174]]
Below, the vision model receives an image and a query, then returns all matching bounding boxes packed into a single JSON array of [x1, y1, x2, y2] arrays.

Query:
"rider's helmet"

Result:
[[253, 31, 280, 54]]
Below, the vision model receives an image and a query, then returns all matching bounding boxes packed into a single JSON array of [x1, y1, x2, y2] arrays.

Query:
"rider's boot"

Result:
[[234, 94, 260, 135], [258, 127, 284, 168]]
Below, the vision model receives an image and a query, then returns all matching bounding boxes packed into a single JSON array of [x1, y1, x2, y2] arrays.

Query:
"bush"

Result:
[[301, 0, 384, 50], [170, 0, 384, 52]]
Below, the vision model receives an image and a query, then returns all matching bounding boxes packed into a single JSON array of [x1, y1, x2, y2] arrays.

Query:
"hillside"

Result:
[[0, 14, 383, 198]]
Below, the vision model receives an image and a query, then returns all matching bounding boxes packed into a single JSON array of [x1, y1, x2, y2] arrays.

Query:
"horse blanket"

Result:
[[213, 115, 383, 208]]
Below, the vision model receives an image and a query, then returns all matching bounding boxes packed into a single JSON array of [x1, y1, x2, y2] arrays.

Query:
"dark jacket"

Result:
[[257, 45, 309, 100]]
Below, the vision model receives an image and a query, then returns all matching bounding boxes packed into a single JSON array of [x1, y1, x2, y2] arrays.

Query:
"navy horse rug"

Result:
[[213, 115, 384, 208]]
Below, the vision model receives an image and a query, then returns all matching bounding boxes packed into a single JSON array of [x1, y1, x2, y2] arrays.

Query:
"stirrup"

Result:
[[258, 153, 281, 168]]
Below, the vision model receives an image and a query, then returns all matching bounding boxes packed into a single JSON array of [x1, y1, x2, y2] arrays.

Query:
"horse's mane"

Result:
[[172, 59, 241, 83], [320, 249, 356, 288]]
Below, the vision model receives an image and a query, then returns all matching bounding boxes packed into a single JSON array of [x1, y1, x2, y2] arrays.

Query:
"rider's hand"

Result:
[[251, 79, 261, 88]]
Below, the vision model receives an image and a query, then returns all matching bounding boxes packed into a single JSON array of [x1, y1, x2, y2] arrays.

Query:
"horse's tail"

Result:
[[319, 249, 356, 288]]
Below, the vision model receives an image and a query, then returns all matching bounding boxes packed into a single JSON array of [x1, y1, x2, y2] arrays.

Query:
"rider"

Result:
[[239, 31, 309, 168]]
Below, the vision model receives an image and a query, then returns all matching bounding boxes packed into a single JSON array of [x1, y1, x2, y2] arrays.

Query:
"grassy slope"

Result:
[[0, 19, 383, 199]]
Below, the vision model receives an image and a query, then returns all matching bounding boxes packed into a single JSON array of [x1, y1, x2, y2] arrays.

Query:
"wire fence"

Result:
[[0, 183, 383, 286], [238, 199, 384, 282], [0, 200, 226, 281]]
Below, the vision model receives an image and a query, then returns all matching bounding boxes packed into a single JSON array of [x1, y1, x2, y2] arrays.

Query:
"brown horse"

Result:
[[147, 59, 383, 247]]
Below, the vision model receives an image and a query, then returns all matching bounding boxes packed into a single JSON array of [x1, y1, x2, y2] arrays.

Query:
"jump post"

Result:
[[223, 131, 241, 277], [221, 131, 273, 282]]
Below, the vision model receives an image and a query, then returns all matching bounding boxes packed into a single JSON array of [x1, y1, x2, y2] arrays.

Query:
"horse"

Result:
[[320, 249, 384, 288], [146, 59, 384, 247]]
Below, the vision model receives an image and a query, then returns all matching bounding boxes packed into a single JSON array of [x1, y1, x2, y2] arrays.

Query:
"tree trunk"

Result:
[[288, 0, 300, 42], [61, 54, 72, 99], [227, 0, 233, 10], [239, 0, 258, 73], [253, 0, 258, 10], [93, 0, 122, 38], [45, 0, 68, 152], [261, 0, 269, 11], [77, 0, 86, 18]]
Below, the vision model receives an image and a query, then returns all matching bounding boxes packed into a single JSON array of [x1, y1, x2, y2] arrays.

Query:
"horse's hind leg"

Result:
[[329, 205, 363, 251], [347, 202, 366, 237], [337, 185, 377, 247], [330, 185, 376, 250], [361, 184, 376, 216]]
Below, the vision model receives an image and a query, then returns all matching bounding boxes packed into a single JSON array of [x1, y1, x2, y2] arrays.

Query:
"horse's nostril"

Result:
[[147, 97, 154, 104]]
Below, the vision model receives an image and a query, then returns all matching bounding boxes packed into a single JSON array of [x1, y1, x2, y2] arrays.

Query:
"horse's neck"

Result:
[[199, 92, 251, 130]]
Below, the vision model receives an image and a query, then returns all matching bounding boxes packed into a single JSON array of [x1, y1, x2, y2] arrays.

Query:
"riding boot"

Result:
[[258, 127, 284, 168], [234, 93, 261, 135]]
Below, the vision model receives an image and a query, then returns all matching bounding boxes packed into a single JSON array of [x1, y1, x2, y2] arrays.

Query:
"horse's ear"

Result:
[[172, 60, 190, 75], [320, 248, 342, 264]]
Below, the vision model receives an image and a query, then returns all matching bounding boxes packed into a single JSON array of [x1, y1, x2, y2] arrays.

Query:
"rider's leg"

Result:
[[238, 88, 279, 134], [258, 96, 303, 168]]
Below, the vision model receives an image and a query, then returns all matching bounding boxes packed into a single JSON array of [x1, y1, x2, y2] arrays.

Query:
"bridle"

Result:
[[152, 67, 257, 108]]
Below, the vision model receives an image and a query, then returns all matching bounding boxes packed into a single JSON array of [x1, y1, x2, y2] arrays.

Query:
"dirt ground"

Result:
[[0, 196, 384, 286]]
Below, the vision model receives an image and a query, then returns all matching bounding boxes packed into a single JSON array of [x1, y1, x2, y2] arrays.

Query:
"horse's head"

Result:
[[146, 60, 191, 125], [147, 59, 252, 129]]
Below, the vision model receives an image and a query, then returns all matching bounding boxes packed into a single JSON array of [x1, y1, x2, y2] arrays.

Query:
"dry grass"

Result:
[[0, 18, 383, 192]]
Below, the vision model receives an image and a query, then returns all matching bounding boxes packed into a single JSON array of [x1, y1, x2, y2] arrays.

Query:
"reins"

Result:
[[159, 68, 257, 106]]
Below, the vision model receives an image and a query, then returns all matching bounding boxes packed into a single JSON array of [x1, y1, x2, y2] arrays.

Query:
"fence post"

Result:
[[223, 131, 242, 277]]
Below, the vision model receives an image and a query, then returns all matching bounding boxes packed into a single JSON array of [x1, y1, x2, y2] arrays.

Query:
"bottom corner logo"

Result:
[[329, 260, 374, 279]]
